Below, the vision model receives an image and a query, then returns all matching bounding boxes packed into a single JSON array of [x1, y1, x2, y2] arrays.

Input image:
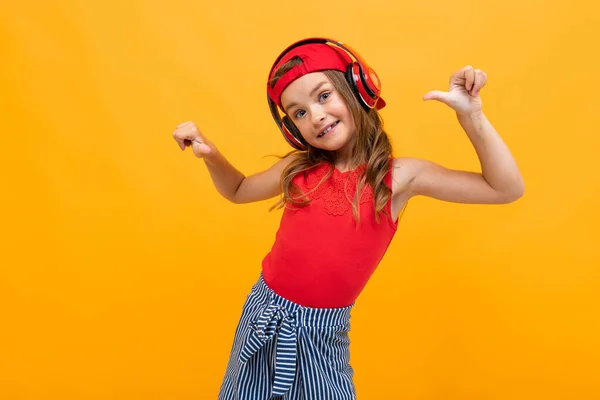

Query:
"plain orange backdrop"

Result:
[[1, 0, 599, 399]]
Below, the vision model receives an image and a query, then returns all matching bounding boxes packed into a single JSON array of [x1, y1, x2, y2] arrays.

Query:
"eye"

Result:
[[319, 92, 331, 102], [294, 109, 306, 118]]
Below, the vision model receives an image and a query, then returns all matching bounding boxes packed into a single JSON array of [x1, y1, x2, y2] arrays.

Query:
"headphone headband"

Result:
[[269, 38, 361, 76]]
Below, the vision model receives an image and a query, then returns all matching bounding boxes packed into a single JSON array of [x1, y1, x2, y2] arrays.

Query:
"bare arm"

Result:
[[393, 66, 524, 205], [396, 112, 524, 204], [457, 111, 523, 199], [204, 150, 297, 204], [172, 121, 297, 204]]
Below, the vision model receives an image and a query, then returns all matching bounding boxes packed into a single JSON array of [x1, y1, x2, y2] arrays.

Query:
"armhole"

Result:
[[384, 157, 403, 228]]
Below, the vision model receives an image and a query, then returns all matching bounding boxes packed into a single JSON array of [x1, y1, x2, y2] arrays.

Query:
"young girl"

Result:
[[172, 38, 524, 400]]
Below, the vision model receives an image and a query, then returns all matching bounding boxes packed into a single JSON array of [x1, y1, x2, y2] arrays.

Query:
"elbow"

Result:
[[218, 190, 243, 204], [513, 178, 526, 201], [500, 180, 525, 203], [228, 192, 244, 204], [505, 189, 524, 203], [229, 196, 245, 204], [224, 178, 246, 204]]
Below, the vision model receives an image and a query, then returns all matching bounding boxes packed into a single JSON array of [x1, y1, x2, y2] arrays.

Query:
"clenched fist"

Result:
[[172, 121, 214, 159]]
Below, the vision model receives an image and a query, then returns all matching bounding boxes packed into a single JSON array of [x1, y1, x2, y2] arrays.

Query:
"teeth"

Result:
[[319, 122, 337, 137]]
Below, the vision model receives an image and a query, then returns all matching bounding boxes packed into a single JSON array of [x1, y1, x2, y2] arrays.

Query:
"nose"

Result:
[[310, 104, 326, 125]]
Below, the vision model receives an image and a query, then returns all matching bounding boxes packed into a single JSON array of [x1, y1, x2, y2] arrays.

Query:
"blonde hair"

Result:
[[269, 57, 394, 223]]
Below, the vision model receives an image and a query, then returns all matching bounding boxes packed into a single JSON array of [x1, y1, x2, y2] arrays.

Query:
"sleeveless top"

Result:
[[261, 159, 398, 308]]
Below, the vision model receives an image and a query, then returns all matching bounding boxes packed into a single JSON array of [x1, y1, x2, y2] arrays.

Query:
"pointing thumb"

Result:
[[423, 90, 450, 103]]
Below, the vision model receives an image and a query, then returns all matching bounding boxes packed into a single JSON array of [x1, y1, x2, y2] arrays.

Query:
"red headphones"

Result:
[[267, 37, 384, 150]]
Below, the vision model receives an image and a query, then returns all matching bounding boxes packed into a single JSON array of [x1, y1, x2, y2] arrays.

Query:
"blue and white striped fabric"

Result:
[[218, 273, 356, 399]]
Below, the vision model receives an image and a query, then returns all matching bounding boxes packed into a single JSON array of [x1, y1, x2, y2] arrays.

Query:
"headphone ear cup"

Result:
[[282, 116, 308, 150], [345, 63, 362, 104], [360, 68, 377, 98], [346, 63, 378, 110]]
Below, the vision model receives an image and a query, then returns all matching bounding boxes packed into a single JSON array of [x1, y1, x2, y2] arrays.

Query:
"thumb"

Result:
[[423, 90, 451, 103], [191, 140, 212, 157]]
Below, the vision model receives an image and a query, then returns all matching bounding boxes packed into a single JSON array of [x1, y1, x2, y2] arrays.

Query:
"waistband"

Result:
[[252, 273, 354, 326]]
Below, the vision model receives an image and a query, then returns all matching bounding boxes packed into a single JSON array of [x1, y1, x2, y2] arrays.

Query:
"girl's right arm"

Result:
[[172, 121, 296, 204]]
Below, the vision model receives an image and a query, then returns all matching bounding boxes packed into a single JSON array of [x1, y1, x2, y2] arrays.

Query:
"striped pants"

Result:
[[218, 273, 356, 399]]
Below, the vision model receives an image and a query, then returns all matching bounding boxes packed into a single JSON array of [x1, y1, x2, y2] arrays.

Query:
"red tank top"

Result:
[[261, 159, 398, 308]]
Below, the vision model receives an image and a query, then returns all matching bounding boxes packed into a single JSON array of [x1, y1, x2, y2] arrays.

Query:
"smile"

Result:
[[317, 121, 339, 138]]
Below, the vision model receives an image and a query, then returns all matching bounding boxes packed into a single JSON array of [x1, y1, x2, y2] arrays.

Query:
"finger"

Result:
[[449, 65, 471, 85], [173, 132, 186, 150], [180, 124, 205, 143], [173, 127, 198, 150], [175, 126, 200, 141], [172, 129, 188, 150], [464, 66, 475, 92], [472, 70, 487, 97], [471, 69, 482, 96]]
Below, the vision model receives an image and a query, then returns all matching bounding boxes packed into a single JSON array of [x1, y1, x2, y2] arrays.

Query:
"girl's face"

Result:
[[280, 72, 356, 153]]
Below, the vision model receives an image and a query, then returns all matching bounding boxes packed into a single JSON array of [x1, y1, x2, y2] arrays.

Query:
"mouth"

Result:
[[317, 121, 339, 138]]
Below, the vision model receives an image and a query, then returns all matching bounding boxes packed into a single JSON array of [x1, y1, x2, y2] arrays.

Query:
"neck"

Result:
[[333, 161, 357, 173], [333, 132, 358, 171]]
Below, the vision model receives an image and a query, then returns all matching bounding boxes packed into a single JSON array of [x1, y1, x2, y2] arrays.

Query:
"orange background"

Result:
[[1, 1, 599, 399]]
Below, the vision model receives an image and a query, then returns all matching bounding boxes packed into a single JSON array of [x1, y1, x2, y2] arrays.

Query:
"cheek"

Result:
[[330, 99, 352, 120], [332, 106, 354, 130], [294, 120, 317, 142]]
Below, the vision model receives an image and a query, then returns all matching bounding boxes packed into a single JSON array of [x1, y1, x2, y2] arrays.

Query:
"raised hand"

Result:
[[423, 65, 487, 116]]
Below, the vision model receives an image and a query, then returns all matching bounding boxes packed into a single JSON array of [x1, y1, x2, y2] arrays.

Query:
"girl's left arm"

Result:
[[394, 66, 525, 205]]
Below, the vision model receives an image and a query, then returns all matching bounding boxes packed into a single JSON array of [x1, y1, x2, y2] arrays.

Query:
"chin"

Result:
[[308, 139, 346, 152]]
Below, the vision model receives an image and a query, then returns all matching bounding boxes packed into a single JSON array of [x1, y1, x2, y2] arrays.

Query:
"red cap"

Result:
[[267, 43, 386, 111]]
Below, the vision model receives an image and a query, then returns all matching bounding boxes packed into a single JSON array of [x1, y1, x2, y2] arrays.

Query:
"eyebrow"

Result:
[[283, 81, 329, 114]]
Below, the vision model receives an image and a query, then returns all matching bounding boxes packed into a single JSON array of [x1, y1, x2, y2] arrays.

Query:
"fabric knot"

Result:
[[239, 301, 300, 397]]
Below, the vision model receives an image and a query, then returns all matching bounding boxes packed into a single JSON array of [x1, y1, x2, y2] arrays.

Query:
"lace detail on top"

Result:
[[297, 163, 374, 216]]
